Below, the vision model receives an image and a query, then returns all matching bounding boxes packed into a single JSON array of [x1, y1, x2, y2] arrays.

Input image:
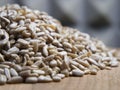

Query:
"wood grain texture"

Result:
[[0, 66, 120, 90]]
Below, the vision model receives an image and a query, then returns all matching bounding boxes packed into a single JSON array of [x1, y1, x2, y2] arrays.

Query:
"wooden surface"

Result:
[[0, 50, 120, 90], [0, 65, 120, 90]]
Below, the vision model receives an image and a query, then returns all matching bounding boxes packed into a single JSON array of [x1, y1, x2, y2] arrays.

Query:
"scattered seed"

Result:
[[10, 68, 18, 76]]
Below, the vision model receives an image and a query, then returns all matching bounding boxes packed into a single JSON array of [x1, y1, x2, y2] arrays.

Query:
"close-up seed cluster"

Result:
[[0, 4, 119, 85]]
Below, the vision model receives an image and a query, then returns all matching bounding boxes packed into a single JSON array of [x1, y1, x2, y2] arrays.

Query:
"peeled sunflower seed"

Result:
[[0, 68, 4, 74], [32, 70, 45, 75], [17, 38, 29, 47], [7, 76, 23, 83], [56, 74, 65, 79], [0, 29, 9, 45], [9, 22, 18, 29], [12, 64, 22, 72], [19, 70, 31, 77], [52, 75, 61, 82], [10, 68, 18, 76], [25, 77, 38, 83], [38, 75, 52, 82], [71, 69, 84, 77], [50, 60, 58, 67], [4, 68, 11, 79], [42, 45, 48, 56], [0, 74, 7, 85], [0, 53, 5, 62], [90, 68, 97, 75], [109, 60, 119, 67], [0, 64, 10, 68], [7, 46, 19, 54]]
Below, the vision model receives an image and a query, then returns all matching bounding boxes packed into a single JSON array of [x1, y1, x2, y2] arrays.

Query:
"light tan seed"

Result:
[[32, 70, 45, 75], [63, 42, 72, 48], [32, 40, 38, 53], [51, 32, 61, 37], [0, 53, 5, 62], [71, 69, 84, 77], [17, 38, 29, 46], [22, 66, 34, 71], [37, 32, 45, 36], [13, 64, 22, 72], [19, 49, 29, 54], [28, 73, 39, 77], [10, 68, 18, 76], [25, 77, 38, 83], [38, 75, 45, 82], [76, 59, 90, 67], [52, 75, 61, 82], [86, 58, 99, 66], [57, 74, 65, 79], [11, 54, 21, 63], [105, 66, 112, 70], [50, 60, 57, 67], [84, 69, 91, 74], [28, 51, 35, 56], [52, 39, 62, 47], [2, 61, 14, 66], [33, 60, 42, 66], [44, 55, 55, 61], [19, 20, 25, 26], [7, 46, 19, 54], [58, 51, 67, 56], [9, 22, 17, 29], [67, 53, 78, 58], [75, 45, 85, 50], [90, 68, 98, 75], [7, 76, 23, 83], [70, 60, 79, 66], [70, 64, 78, 69], [15, 27, 26, 32], [0, 64, 9, 68], [43, 45, 48, 56], [38, 75, 52, 82], [109, 60, 119, 67], [19, 70, 31, 77], [47, 34, 54, 41], [0, 74, 7, 85], [28, 22, 37, 38], [102, 57, 111, 62], [0, 68, 4, 74], [78, 64, 86, 70], [61, 69, 69, 77]]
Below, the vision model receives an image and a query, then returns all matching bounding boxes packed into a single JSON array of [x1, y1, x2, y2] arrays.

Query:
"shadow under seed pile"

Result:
[[0, 4, 119, 85]]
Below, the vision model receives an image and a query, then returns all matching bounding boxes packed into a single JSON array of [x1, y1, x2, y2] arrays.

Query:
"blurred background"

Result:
[[0, 0, 120, 47]]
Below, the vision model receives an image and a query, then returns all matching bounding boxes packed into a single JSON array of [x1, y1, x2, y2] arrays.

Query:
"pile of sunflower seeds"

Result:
[[0, 4, 119, 85]]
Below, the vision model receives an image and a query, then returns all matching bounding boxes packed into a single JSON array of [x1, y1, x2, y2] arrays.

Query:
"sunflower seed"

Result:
[[25, 77, 38, 83], [4, 68, 11, 79], [7, 76, 23, 83], [10, 68, 18, 76], [71, 69, 84, 77], [0, 74, 7, 85]]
